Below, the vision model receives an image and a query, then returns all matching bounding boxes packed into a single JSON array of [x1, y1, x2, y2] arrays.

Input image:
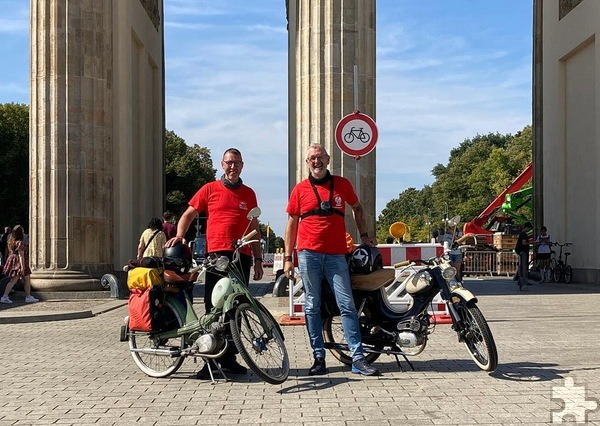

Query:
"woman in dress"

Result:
[[1, 225, 38, 303]]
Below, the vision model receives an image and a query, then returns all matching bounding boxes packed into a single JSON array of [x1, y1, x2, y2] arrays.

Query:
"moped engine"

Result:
[[195, 334, 226, 354], [395, 317, 427, 348], [396, 331, 420, 347], [194, 322, 226, 354]]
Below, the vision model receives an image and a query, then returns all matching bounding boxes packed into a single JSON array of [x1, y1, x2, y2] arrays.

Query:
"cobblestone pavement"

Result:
[[0, 278, 599, 425]]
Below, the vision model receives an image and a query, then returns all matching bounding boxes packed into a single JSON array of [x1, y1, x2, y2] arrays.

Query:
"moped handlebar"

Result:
[[241, 229, 257, 242]]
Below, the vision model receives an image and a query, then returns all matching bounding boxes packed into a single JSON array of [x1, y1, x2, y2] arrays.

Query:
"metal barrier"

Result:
[[496, 251, 519, 277], [462, 251, 496, 277]]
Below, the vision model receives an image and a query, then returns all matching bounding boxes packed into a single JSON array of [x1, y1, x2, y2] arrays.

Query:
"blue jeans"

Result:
[[298, 250, 364, 361]]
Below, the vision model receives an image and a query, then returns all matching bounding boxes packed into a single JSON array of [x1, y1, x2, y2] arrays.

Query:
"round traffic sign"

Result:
[[334, 112, 378, 157]]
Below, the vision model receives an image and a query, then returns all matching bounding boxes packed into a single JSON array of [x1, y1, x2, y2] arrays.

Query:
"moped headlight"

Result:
[[441, 266, 457, 280], [215, 256, 230, 272]]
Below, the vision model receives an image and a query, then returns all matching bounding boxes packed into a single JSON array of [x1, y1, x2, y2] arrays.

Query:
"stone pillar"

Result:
[[287, 0, 377, 238], [532, 0, 543, 232], [30, 0, 164, 291]]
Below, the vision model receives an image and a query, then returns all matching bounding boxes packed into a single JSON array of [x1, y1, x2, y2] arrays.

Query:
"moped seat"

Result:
[[163, 269, 199, 286], [350, 268, 396, 292]]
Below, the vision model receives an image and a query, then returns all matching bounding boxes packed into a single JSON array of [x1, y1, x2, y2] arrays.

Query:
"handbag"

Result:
[[127, 286, 165, 332]]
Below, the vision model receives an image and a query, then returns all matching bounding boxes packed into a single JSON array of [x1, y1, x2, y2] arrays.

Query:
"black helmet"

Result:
[[164, 244, 193, 273], [350, 244, 383, 275]]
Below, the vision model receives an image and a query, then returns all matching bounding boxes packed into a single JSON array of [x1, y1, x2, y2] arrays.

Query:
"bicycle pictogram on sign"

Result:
[[343, 127, 370, 144], [335, 112, 378, 157]]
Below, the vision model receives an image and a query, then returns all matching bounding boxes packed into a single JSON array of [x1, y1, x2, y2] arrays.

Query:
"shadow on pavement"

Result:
[[461, 278, 600, 296], [490, 362, 571, 382]]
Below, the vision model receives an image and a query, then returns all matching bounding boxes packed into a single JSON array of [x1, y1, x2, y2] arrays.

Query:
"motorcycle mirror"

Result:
[[247, 207, 261, 220], [448, 215, 461, 227]]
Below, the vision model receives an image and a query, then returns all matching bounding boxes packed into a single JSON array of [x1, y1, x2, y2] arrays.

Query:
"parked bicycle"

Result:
[[551, 242, 573, 283]]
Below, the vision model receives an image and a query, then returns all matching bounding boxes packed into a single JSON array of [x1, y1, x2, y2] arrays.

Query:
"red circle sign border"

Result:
[[334, 112, 378, 157]]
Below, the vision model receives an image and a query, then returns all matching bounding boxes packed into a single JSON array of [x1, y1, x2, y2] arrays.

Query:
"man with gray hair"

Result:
[[283, 144, 380, 376]]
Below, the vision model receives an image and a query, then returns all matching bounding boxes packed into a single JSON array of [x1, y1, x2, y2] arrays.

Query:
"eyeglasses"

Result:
[[223, 160, 243, 167], [306, 155, 327, 162]]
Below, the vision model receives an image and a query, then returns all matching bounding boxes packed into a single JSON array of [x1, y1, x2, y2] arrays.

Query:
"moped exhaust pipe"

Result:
[[130, 348, 181, 357]]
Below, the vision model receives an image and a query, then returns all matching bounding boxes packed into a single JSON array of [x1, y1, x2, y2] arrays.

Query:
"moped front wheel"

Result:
[[322, 316, 380, 366], [455, 304, 498, 372], [129, 301, 185, 378], [230, 302, 289, 384]]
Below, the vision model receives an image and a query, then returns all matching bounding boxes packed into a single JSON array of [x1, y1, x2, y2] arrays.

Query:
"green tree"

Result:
[[165, 130, 216, 216], [377, 127, 533, 241], [0, 103, 29, 231], [376, 186, 434, 243], [259, 223, 283, 253]]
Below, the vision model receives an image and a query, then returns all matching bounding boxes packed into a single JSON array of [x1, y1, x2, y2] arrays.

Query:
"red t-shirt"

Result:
[[286, 175, 357, 254], [188, 181, 258, 255]]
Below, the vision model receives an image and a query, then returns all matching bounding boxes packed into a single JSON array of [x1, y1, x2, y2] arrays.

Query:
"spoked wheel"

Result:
[[229, 302, 289, 384], [322, 316, 381, 366], [553, 265, 564, 283], [455, 304, 498, 372], [128, 301, 185, 378], [564, 265, 573, 284]]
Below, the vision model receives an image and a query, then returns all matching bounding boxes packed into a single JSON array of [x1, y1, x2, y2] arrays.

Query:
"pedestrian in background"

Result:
[[162, 211, 177, 240], [137, 217, 167, 259], [535, 225, 552, 282], [0, 226, 11, 267], [515, 222, 533, 290], [1, 225, 38, 304]]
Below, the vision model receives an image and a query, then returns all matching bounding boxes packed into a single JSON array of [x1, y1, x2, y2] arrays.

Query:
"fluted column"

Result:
[[30, 0, 164, 291], [287, 0, 377, 238]]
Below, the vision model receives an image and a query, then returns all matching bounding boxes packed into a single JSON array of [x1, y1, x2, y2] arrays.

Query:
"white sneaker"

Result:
[[25, 295, 39, 303], [0, 296, 13, 304]]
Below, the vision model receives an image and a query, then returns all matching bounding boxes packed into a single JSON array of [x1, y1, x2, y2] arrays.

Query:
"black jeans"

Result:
[[518, 250, 529, 286]]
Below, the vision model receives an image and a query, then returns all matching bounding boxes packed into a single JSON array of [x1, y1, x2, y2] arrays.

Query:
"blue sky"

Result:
[[0, 0, 533, 237]]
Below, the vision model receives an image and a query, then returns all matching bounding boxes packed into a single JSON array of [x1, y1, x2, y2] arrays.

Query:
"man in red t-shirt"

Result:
[[165, 148, 263, 379], [283, 144, 380, 377]]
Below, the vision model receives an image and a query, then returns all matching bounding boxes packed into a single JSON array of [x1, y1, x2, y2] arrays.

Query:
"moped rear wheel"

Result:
[[455, 304, 497, 372], [129, 301, 185, 378], [322, 316, 380, 366], [230, 302, 289, 384]]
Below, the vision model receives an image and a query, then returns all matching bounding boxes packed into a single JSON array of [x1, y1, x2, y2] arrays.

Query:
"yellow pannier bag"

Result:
[[127, 267, 162, 290]]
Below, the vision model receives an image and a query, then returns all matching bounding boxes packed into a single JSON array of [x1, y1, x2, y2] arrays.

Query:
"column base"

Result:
[[30, 270, 102, 292]]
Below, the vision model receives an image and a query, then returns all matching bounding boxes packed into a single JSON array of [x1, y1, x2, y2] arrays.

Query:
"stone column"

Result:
[[30, 0, 164, 291], [287, 0, 377, 238]]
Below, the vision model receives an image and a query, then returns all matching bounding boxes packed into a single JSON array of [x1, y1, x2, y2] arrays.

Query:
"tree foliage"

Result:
[[165, 130, 216, 216], [376, 126, 532, 242], [0, 103, 29, 231], [259, 223, 283, 253]]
